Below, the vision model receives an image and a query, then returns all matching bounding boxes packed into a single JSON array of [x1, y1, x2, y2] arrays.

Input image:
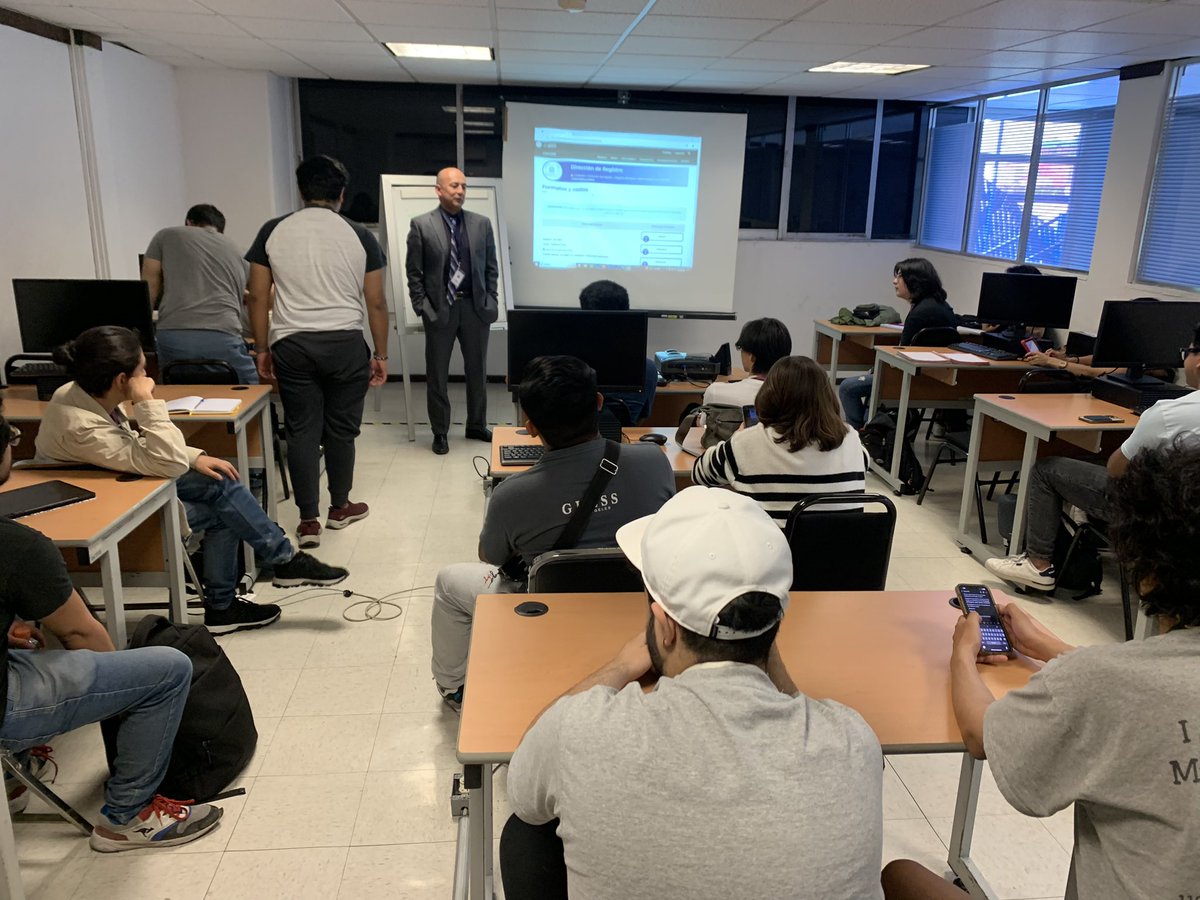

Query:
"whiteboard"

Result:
[[378, 175, 512, 334]]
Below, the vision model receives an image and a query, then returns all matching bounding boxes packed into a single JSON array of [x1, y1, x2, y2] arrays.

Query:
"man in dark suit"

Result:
[[405, 167, 499, 455]]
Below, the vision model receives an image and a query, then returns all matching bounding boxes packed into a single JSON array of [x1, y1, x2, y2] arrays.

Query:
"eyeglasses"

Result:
[[1180, 347, 1200, 363]]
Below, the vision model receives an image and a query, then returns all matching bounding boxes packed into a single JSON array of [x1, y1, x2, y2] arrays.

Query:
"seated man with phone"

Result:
[[985, 322, 1200, 592], [883, 441, 1200, 899], [429, 355, 675, 711]]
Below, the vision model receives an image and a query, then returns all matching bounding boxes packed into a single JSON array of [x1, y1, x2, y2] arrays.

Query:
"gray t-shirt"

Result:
[[144, 225, 248, 335], [508, 662, 885, 900], [481, 438, 675, 567], [984, 629, 1200, 900], [245, 207, 386, 346]]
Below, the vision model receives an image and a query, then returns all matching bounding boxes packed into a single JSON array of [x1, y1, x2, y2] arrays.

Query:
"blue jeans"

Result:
[[176, 469, 294, 609], [1, 647, 191, 824], [156, 330, 258, 385], [839, 374, 874, 430]]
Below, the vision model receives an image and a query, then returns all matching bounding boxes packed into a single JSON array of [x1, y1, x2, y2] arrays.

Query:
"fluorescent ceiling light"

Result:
[[808, 61, 930, 75], [441, 105, 496, 114], [463, 120, 493, 128], [387, 42, 493, 61]]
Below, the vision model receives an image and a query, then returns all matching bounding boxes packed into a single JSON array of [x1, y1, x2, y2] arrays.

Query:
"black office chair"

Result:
[[784, 493, 896, 591], [1054, 517, 1135, 641], [527, 548, 644, 593], [160, 358, 290, 502], [909, 326, 961, 347], [1016, 367, 1094, 394]]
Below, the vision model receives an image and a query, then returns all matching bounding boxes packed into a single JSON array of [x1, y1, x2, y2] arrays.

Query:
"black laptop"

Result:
[[0, 480, 96, 520]]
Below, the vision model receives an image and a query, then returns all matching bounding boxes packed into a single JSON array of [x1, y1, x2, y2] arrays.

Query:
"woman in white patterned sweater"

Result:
[[693, 356, 866, 525]]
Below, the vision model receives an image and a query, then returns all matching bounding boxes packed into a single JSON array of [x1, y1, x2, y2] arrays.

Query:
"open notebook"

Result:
[[165, 396, 242, 415]]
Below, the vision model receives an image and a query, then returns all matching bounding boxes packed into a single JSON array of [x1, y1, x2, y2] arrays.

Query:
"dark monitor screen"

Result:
[[507, 309, 648, 392], [13, 279, 156, 353], [1092, 299, 1200, 369], [975, 272, 1077, 328]]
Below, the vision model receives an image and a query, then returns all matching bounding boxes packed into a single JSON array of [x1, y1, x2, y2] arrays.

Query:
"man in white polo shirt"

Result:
[[247, 155, 389, 549], [501, 486, 884, 900]]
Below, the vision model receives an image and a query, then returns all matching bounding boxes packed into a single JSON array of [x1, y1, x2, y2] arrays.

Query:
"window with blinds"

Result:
[[917, 76, 1118, 272], [1137, 63, 1200, 290]]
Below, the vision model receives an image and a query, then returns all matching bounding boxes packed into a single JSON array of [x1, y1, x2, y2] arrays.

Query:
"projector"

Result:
[[660, 356, 719, 382]]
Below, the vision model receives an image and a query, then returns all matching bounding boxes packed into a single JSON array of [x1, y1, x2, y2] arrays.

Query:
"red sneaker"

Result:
[[297, 519, 322, 548], [327, 501, 369, 530], [89, 794, 223, 852]]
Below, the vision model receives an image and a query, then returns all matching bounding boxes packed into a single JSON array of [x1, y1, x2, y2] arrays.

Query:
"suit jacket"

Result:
[[405, 207, 499, 326]]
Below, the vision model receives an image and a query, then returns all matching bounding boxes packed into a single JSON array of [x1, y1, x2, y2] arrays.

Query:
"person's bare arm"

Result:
[[950, 613, 995, 759], [40, 591, 116, 653], [1107, 446, 1131, 478], [363, 268, 389, 387], [247, 263, 274, 380], [141, 258, 164, 308]]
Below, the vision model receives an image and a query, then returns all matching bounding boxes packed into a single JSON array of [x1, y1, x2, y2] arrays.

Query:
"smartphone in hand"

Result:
[[954, 583, 1015, 656], [1020, 338, 1040, 355]]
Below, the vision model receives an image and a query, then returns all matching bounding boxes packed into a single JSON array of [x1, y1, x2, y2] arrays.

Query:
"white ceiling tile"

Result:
[[268, 38, 392, 57], [497, 8, 633, 34], [1132, 37, 1200, 60], [1068, 52, 1161, 70], [799, 0, 995, 27], [195, 0, 352, 20], [11, 5, 118, 28], [635, 15, 778, 40], [731, 41, 870, 61], [498, 49, 606, 66], [229, 17, 374, 41], [364, 25, 495, 46], [972, 48, 1113, 68], [325, 65, 416, 81], [606, 53, 711, 71], [1009, 31, 1179, 56], [497, 0, 643, 10], [1084, 6, 1200, 37], [706, 57, 818, 72], [91, 9, 244, 35], [499, 64, 596, 83], [762, 20, 922, 44], [618, 35, 748, 55], [344, 1, 458, 27], [845, 45, 991, 66], [766, 71, 887, 90], [499, 30, 617, 51], [893, 64, 1036, 81], [652, 0, 821, 16], [164, 58, 226, 68], [65, 0, 206, 10], [161, 33, 266, 49], [677, 70, 778, 86], [939, 0, 1149, 32], [588, 69, 686, 87], [886, 27, 1058, 50], [397, 58, 498, 82]]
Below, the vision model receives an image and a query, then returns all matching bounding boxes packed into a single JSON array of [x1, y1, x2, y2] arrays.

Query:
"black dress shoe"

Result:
[[432, 434, 449, 455], [465, 427, 493, 442]]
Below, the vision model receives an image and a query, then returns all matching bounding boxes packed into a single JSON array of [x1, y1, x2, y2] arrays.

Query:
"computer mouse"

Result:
[[639, 433, 668, 445]]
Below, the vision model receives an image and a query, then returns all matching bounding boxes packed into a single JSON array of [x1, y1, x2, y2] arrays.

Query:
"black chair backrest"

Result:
[[602, 398, 633, 427], [1017, 368, 1093, 394], [910, 326, 960, 347], [161, 358, 239, 385], [784, 493, 897, 591], [527, 548, 644, 593]]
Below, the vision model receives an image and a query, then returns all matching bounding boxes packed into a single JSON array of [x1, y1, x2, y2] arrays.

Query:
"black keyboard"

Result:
[[499, 445, 544, 466], [14, 362, 66, 375], [948, 341, 1019, 361]]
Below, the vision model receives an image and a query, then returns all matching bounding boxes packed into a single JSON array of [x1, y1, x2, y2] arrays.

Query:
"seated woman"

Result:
[[33, 326, 348, 634], [693, 355, 865, 524], [839, 258, 956, 430]]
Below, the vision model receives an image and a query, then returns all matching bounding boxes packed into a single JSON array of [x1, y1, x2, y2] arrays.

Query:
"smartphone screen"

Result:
[[743, 405, 758, 427], [955, 584, 1013, 655], [1020, 338, 1039, 354], [1080, 414, 1122, 424]]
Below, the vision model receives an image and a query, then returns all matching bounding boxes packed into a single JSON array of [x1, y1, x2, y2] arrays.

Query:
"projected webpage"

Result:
[[532, 127, 701, 271]]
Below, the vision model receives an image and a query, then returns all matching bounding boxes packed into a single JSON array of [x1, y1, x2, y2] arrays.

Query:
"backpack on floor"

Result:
[[860, 410, 925, 495], [101, 615, 257, 802], [1052, 521, 1104, 600]]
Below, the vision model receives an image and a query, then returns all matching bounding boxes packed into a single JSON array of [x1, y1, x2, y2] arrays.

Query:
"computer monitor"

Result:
[[507, 309, 648, 392], [13, 279, 156, 353], [975, 272, 1077, 329], [1092, 299, 1200, 381]]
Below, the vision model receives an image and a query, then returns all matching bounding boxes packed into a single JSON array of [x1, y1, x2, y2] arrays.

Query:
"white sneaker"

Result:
[[89, 795, 223, 852], [985, 553, 1056, 590]]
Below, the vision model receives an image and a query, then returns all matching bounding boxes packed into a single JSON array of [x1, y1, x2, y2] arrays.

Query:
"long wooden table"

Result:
[[866, 347, 1031, 492], [812, 319, 902, 383], [0, 468, 186, 648], [455, 590, 1038, 900]]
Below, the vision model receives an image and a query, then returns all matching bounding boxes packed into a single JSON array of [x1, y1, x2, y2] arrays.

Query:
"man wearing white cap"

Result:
[[501, 486, 884, 900]]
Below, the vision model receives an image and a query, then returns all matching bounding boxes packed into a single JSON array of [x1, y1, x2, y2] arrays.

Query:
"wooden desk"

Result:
[[0, 469, 187, 648], [456, 590, 1037, 900], [648, 368, 749, 427], [867, 348, 1031, 492], [812, 319, 902, 383], [489, 425, 698, 491]]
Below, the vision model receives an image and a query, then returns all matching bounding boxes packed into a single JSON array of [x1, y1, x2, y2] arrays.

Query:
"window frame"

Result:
[[915, 72, 1120, 273]]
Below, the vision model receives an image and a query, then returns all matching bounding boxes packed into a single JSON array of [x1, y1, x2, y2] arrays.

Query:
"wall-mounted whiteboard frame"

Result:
[[379, 174, 513, 441]]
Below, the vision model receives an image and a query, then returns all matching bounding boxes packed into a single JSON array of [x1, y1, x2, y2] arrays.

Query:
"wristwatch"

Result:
[[372, 353, 388, 361]]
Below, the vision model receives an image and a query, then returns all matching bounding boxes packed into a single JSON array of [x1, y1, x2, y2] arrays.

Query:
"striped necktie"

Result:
[[447, 216, 462, 307]]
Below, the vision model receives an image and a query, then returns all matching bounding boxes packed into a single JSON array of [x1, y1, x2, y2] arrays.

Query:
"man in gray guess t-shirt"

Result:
[[430, 356, 675, 709]]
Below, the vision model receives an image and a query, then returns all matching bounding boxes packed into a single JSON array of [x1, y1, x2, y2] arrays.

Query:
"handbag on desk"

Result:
[[675, 404, 744, 451]]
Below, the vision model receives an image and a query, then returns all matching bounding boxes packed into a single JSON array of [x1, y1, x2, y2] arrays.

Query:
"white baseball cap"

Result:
[[616, 486, 792, 640]]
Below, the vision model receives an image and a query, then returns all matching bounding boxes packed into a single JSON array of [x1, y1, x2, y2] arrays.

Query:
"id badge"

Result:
[[449, 269, 465, 291]]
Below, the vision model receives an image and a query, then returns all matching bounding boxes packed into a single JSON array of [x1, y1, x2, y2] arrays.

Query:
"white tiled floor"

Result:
[[12, 383, 1129, 899]]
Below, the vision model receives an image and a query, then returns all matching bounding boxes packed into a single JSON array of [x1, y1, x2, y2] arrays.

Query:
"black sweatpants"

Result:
[[500, 814, 568, 900], [272, 330, 370, 520]]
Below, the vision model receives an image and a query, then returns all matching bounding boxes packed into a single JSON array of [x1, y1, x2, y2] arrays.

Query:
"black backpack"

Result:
[[1052, 521, 1104, 599], [102, 615, 257, 802], [861, 410, 925, 496]]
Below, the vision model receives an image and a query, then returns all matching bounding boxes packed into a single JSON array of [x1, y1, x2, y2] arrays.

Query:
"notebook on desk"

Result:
[[0, 480, 96, 520], [165, 396, 241, 415]]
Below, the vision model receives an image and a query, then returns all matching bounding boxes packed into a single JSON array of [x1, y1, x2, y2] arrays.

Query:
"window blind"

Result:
[[918, 104, 976, 250]]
